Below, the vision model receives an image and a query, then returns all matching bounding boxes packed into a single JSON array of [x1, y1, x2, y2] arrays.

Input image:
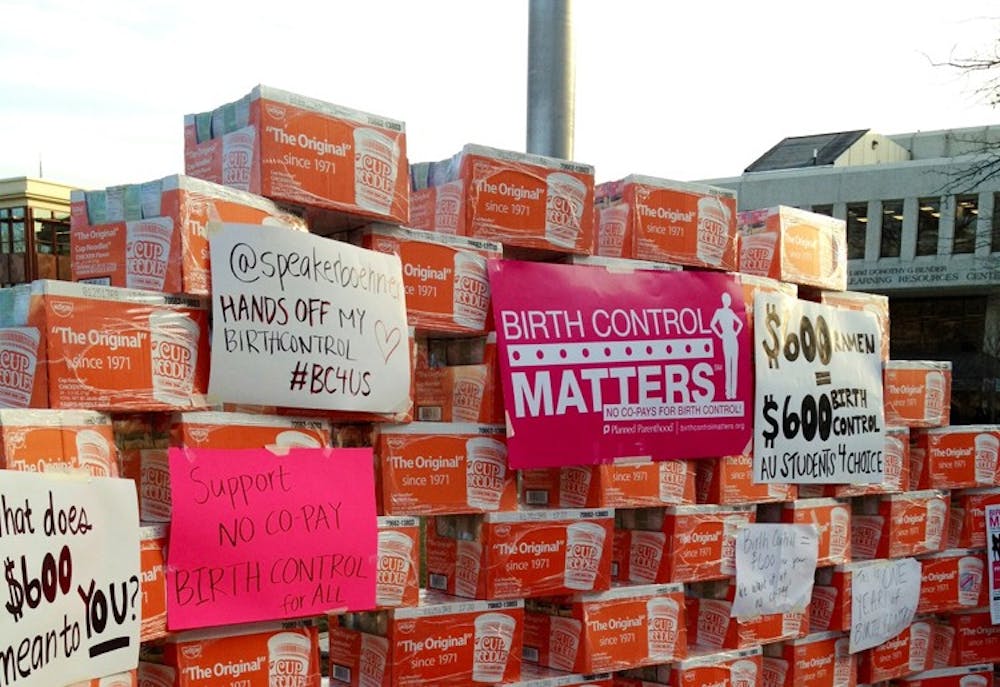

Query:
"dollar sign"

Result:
[[761, 394, 779, 449], [4, 557, 24, 622], [761, 303, 782, 370]]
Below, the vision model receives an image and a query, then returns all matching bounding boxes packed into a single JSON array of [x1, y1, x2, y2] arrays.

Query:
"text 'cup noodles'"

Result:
[[628, 530, 666, 584], [564, 521, 608, 591], [74, 428, 112, 477], [0, 327, 40, 408], [465, 436, 508, 511], [598, 204, 629, 258], [359, 633, 389, 687], [354, 127, 401, 216], [730, 658, 759, 687], [548, 616, 583, 671], [472, 612, 517, 682], [125, 218, 174, 291], [559, 466, 594, 508], [974, 432, 999, 484], [696, 195, 731, 267], [149, 310, 200, 406], [376, 530, 415, 607], [647, 596, 681, 662], [546, 172, 588, 249], [268, 631, 312, 686], [958, 555, 985, 606], [452, 252, 491, 331]]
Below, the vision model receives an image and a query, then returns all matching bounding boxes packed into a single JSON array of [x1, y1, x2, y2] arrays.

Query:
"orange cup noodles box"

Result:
[[914, 425, 1000, 490], [70, 174, 307, 295], [408, 177, 466, 237], [695, 453, 798, 505], [184, 85, 409, 227], [851, 490, 950, 560], [949, 487, 1000, 549], [897, 663, 996, 687], [558, 254, 684, 272], [329, 593, 524, 687], [376, 422, 516, 515], [375, 516, 421, 609], [0, 408, 119, 476], [857, 618, 936, 684], [138, 662, 178, 687], [25, 280, 211, 411], [916, 548, 989, 614], [506, 663, 614, 686], [808, 561, 883, 634], [595, 176, 738, 270], [415, 364, 500, 424], [414, 144, 596, 254], [763, 631, 855, 687], [738, 206, 847, 291], [812, 290, 890, 363], [135, 449, 171, 523], [425, 509, 615, 599], [140, 524, 168, 642], [948, 608, 1000, 665], [615, 504, 756, 583], [521, 459, 697, 509], [930, 616, 957, 669], [355, 224, 502, 334], [684, 595, 808, 651], [0, 327, 43, 408], [778, 498, 852, 567], [169, 411, 332, 449], [164, 621, 321, 687], [66, 670, 138, 687], [884, 361, 953, 429], [832, 426, 910, 498], [523, 583, 687, 674], [672, 646, 764, 687]]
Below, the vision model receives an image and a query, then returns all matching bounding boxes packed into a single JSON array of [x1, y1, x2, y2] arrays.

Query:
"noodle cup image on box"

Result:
[[738, 206, 847, 291], [25, 280, 210, 411], [355, 224, 502, 335], [70, 174, 307, 295], [169, 411, 332, 450], [763, 630, 855, 687], [523, 583, 687, 674], [672, 646, 763, 687], [376, 423, 516, 515], [412, 144, 595, 254], [685, 593, 808, 651], [425, 509, 614, 599], [328, 593, 523, 686], [0, 408, 118, 476], [0, 326, 42, 408], [595, 175, 738, 270], [163, 621, 321, 687], [184, 85, 409, 227], [898, 663, 996, 687], [614, 504, 756, 584], [520, 460, 697, 509], [916, 548, 988, 614], [884, 361, 952, 428], [912, 426, 1000, 490]]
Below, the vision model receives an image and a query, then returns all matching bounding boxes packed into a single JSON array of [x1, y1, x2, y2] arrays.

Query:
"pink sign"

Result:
[[166, 447, 377, 630], [489, 260, 752, 468]]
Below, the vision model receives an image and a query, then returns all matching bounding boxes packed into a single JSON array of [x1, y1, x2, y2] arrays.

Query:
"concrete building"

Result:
[[0, 177, 74, 285], [708, 125, 1000, 423]]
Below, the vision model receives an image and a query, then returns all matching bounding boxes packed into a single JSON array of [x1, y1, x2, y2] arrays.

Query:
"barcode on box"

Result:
[[523, 647, 539, 662], [332, 664, 352, 683], [525, 490, 549, 506], [429, 573, 448, 590], [418, 406, 443, 422]]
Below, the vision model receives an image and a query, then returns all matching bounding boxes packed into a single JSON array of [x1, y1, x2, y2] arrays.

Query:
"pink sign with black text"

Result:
[[488, 260, 752, 468]]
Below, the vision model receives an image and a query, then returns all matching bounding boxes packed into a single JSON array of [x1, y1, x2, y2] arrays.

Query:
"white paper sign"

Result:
[[732, 524, 818, 619], [849, 558, 921, 653], [754, 293, 885, 483], [208, 223, 411, 412], [987, 504, 1000, 625], [0, 473, 140, 686]]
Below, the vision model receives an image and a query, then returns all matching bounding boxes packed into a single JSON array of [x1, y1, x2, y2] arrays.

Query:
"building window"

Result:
[[953, 194, 979, 254], [992, 193, 1000, 252], [812, 204, 833, 217], [917, 198, 941, 256], [880, 199, 903, 258], [846, 202, 868, 259]]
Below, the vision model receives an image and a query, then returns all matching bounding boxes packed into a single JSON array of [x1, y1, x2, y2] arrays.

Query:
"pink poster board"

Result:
[[166, 447, 377, 630], [489, 260, 752, 468]]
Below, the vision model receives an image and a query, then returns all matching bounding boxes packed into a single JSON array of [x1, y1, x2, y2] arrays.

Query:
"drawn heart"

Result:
[[375, 321, 402, 363]]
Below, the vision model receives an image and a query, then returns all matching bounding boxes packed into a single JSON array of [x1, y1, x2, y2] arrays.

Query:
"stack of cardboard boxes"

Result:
[[1, 82, 997, 687]]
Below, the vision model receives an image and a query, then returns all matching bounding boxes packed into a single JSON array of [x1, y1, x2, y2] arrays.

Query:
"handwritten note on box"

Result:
[[849, 557, 920, 653], [166, 447, 377, 630], [732, 524, 818, 619]]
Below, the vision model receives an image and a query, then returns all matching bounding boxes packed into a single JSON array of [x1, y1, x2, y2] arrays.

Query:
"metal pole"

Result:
[[527, 0, 574, 160]]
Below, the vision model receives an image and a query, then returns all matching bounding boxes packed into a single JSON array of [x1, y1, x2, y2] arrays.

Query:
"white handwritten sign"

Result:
[[208, 223, 410, 412], [732, 524, 818, 619], [0, 473, 140, 687], [849, 558, 921, 653], [754, 293, 884, 483]]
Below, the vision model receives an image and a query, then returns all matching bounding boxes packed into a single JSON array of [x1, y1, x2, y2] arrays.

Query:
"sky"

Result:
[[2, 0, 1000, 190]]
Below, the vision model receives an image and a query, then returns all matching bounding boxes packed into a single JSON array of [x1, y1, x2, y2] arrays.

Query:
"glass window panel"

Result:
[[880, 199, 903, 258], [812, 204, 833, 217], [11, 207, 25, 220], [953, 194, 979, 254], [917, 198, 940, 256], [846, 202, 868, 259], [992, 193, 1000, 252]]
